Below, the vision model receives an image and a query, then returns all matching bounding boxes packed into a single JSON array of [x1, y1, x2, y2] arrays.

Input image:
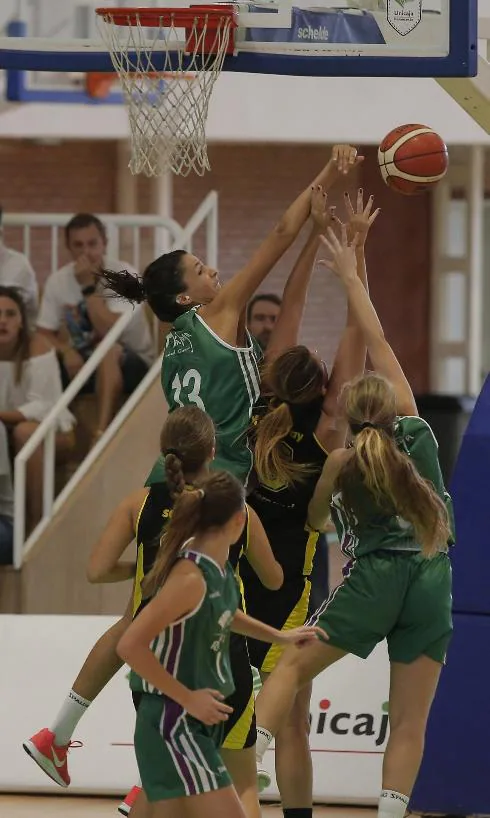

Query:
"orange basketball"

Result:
[[378, 124, 448, 195]]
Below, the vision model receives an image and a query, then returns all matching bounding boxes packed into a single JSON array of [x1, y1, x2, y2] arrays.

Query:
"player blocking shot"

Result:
[[242, 187, 379, 818], [253, 225, 454, 818], [101, 145, 363, 487]]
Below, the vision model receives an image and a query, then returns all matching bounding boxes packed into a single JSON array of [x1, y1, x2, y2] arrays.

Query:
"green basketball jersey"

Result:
[[330, 416, 455, 558], [146, 308, 261, 486], [131, 548, 240, 699]]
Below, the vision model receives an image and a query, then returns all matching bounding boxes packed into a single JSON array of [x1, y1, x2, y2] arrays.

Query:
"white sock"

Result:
[[255, 726, 273, 764], [378, 790, 409, 818], [50, 690, 91, 746]]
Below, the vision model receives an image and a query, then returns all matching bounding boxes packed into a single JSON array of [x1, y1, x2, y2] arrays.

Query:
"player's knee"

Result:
[[389, 715, 426, 746]]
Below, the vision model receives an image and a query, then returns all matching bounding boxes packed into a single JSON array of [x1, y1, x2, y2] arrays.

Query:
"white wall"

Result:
[[0, 73, 489, 145]]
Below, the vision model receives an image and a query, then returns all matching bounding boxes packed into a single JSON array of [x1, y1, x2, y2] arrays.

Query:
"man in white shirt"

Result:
[[0, 210, 38, 327], [37, 213, 154, 438]]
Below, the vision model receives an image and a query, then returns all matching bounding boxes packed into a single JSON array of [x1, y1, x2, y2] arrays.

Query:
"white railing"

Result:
[[11, 191, 219, 568]]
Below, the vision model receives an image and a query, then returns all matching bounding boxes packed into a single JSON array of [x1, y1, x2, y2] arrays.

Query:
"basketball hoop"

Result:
[[95, 6, 238, 177]]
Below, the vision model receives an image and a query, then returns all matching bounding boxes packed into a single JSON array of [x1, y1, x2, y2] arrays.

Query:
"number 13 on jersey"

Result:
[[171, 369, 205, 410]]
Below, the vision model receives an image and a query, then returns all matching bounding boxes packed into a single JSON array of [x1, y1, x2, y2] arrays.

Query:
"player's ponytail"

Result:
[[144, 470, 245, 594], [160, 406, 216, 496], [254, 345, 326, 487], [99, 249, 190, 323], [337, 373, 451, 558]]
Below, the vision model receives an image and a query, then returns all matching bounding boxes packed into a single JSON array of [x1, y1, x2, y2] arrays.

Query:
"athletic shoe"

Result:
[[23, 728, 82, 787], [118, 785, 142, 815], [257, 768, 272, 793]]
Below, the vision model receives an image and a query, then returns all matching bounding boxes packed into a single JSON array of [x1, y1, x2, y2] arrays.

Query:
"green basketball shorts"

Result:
[[135, 693, 232, 802], [309, 550, 453, 664]]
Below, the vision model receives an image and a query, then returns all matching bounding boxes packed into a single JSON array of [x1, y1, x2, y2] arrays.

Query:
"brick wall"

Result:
[[0, 138, 431, 389], [0, 139, 118, 285]]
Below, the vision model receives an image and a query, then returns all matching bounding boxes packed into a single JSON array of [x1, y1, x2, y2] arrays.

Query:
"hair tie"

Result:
[[350, 421, 377, 435], [197, 488, 205, 499], [351, 421, 393, 436], [164, 447, 182, 459]]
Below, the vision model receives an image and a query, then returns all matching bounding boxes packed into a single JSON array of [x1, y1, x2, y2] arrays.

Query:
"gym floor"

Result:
[[0, 796, 378, 817]]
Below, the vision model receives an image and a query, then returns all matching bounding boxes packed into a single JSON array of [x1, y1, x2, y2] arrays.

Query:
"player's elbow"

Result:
[[86, 560, 106, 583], [263, 564, 284, 591], [116, 632, 133, 664], [273, 217, 296, 242]]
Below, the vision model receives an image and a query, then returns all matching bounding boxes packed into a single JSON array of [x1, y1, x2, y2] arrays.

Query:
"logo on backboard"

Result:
[[386, 0, 422, 36]]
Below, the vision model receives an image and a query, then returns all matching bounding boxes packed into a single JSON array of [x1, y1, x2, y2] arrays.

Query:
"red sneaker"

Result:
[[23, 728, 82, 787], [118, 785, 142, 815]]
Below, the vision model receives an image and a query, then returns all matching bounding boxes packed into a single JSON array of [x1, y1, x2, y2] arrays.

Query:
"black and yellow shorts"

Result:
[[309, 550, 453, 665], [244, 576, 311, 674], [222, 633, 256, 750]]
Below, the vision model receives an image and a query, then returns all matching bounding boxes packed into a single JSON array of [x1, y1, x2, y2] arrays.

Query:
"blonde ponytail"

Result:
[[339, 426, 451, 557], [254, 401, 315, 488]]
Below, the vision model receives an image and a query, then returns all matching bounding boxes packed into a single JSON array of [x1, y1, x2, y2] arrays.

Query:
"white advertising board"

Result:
[[0, 615, 389, 802]]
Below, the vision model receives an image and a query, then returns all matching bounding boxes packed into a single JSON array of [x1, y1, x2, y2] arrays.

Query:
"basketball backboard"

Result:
[[0, 0, 477, 101]]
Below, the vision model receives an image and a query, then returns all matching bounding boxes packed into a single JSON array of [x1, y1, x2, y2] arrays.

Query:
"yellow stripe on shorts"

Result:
[[221, 691, 255, 751], [261, 579, 312, 674]]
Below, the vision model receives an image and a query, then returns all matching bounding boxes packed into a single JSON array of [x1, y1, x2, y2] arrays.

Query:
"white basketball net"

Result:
[[97, 10, 234, 177]]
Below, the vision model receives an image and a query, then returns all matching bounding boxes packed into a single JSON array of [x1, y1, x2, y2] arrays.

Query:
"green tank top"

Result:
[[146, 308, 261, 486], [131, 547, 240, 699], [330, 416, 455, 558]]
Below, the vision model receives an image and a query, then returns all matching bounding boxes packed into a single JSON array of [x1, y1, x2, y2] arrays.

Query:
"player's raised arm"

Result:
[[264, 186, 337, 366], [321, 226, 418, 418], [201, 146, 363, 336], [316, 191, 380, 443]]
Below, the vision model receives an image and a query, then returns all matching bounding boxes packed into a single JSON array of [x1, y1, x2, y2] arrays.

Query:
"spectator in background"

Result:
[[247, 291, 329, 609], [37, 213, 154, 441], [0, 207, 38, 327], [247, 292, 281, 352], [0, 286, 75, 539]]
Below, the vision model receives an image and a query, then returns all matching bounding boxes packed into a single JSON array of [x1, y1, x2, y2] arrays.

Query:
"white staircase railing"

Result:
[[10, 191, 219, 568]]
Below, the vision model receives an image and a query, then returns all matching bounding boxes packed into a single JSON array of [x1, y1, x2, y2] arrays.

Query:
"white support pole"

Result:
[[467, 144, 485, 395], [430, 177, 450, 393], [151, 171, 174, 255], [115, 139, 138, 259]]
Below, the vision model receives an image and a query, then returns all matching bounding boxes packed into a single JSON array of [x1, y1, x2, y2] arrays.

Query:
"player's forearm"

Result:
[[231, 609, 290, 645], [344, 275, 384, 346], [276, 161, 337, 242], [117, 641, 191, 706], [266, 228, 320, 361], [87, 560, 136, 584]]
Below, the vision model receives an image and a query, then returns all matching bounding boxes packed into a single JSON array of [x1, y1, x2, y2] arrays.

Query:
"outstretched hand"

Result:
[[343, 188, 380, 245], [330, 144, 364, 176], [310, 185, 341, 232], [319, 224, 359, 283]]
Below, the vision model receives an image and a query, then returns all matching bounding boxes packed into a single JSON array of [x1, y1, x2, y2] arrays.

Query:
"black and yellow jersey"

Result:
[[246, 395, 327, 581], [133, 481, 250, 616]]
